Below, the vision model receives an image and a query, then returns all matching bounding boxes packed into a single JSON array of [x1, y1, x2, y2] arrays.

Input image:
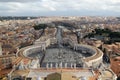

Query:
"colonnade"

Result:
[[46, 62, 76, 69]]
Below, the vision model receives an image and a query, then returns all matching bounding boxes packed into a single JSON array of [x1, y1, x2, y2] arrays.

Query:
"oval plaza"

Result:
[[18, 26, 103, 69]]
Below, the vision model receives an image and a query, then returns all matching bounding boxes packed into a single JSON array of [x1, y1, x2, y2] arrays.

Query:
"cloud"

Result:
[[0, 0, 40, 3], [42, 4, 56, 11], [0, 0, 120, 16]]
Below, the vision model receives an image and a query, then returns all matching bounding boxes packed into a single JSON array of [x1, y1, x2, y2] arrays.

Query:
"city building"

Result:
[[0, 43, 2, 55]]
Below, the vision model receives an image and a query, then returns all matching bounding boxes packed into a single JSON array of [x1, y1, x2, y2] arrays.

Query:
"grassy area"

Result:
[[46, 73, 61, 80], [84, 28, 120, 43], [33, 24, 47, 30]]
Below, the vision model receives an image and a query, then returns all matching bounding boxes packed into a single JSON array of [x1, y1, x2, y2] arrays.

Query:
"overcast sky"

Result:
[[0, 0, 120, 16]]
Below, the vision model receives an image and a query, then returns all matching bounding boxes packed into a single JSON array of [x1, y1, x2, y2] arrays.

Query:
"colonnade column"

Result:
[[74, 63, 76, 69], [50, 63, 53, 68], [56, 63, 58, 68], [65, 63, 67, 68], [46, 63, 49, 69]]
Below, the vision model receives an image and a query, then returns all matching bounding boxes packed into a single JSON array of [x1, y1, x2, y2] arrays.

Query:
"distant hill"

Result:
[[0, 16, 37, 21]]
